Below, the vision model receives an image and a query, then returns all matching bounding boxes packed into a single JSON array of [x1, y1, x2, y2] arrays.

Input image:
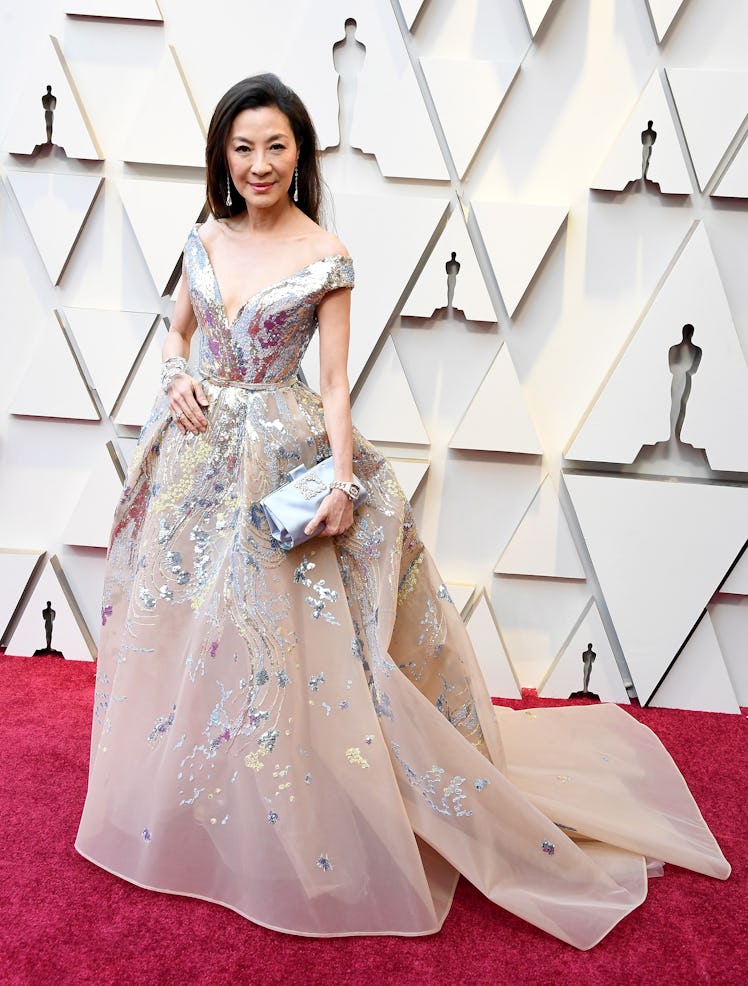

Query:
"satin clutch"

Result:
[[260, 457, 368, 550]]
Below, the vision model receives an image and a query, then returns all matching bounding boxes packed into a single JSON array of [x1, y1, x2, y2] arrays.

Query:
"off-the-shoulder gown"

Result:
[[75, 224, 729, 949]]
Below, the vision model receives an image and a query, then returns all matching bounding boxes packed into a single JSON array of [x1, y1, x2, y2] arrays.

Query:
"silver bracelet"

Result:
[[161, 356, 189, 394]]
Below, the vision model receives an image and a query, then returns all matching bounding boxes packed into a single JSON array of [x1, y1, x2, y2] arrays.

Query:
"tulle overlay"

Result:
[[76, 226, 729, 949]]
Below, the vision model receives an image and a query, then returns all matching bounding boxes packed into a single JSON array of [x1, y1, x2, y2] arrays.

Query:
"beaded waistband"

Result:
[[200, 371, 298, 391]]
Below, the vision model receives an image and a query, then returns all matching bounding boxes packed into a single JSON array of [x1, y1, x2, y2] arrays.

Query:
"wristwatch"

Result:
[[329, 480, 361, 501]]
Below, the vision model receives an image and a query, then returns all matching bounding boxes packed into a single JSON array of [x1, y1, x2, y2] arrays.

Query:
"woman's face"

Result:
[[225, 105, 298, 210]]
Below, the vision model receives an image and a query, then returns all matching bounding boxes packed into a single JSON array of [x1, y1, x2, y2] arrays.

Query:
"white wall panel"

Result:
[[592, 72, 692, 194], [450, 344, 543, 454], [65, 1, 163, 19], [0, 550, 45, 643], [471, 200, 567, 316], [709, 596, 748, 704], [667, 68, 748, 191], [7, 171, 103, 284], [644, 0, 690, 43], [421, 58, 520, 178], [1, 0, 746, 711], [565, 473, 748, 705], [495, 475, 585, 580], [402, 207, 495, 322], [5, 36, 101, 159], [567, 223, 748, 473], [352, 337, 429, 445], [712, 135, 748, 198], [465, 589, 521, 699], [121, 46, 205, 167], [539, 599, 629, 704], [649, 612, 740, 714], [5, 556, 95, 660]]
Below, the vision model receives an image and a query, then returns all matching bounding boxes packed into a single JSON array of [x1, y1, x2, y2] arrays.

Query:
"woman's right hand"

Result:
[[168, 374, 210, 435]]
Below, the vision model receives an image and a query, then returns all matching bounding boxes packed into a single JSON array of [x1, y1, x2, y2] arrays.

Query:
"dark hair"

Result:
[[206, 73, 323, 224]]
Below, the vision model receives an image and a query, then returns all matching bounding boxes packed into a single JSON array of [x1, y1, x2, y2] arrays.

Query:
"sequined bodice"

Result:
[[184, 225, 354, 384]]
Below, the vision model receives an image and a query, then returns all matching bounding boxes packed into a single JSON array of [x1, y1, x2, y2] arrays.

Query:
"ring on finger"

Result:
[[175, 409, 183, 420]]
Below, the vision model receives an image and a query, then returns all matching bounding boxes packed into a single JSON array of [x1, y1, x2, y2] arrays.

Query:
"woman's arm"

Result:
[[162, 262, 208, 435], [304, 284, 355, 537]]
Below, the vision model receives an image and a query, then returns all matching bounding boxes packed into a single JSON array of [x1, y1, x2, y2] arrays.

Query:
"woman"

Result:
[[76, 74, 729, 948]]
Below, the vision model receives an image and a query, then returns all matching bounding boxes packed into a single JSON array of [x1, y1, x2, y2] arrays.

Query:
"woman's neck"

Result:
[[231, 199, 297, 237]]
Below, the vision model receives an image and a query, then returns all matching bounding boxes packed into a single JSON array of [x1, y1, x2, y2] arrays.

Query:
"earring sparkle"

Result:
[[225, 171, 232, 208], [293, 165, 299, 203]]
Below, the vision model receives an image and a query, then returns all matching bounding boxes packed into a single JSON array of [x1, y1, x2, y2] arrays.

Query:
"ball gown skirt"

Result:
[[75, 226, 730, 949]]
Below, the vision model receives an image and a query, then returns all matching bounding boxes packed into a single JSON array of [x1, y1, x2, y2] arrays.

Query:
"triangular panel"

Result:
[[66, 1, 163, 20], [450, 344, 543, 454], [352, 337, 429, 445], [402, 207, 495, 322], [667, 68, 748, 191], [5, 36, 101, 159], [539, 599, 629, 703], [566, 222, 748, 472], [519, 0, 557, 36], [420, 58, 519, 178], [63, 446, 123, 549], [492, 578, 591, 689], [63, 307, 158, 415], [495, 476, 585, 579], [644, 0, 689, 42], [10, 313, 99, 420], [471, 200, 567, 316], [649, 613, 740, 714], [399, 0, 428, 30], [121, 46, 205, 167], [386, 457, 429, 500], [721, 545, 748, 595], [5, 556, 96, 660], [118, 178, 205, 294], [712, 135, 748, 198], [565, 473, 748, 704], [302, 193, 448, 389], [444, 582, 475, 617], [709, 597, 748, 705], [114, 329, 165, 427], [0, 549, 45, 643], [6, 171, 103, 284], [591, 72, 692, 194], [465, 590, 521, 698]]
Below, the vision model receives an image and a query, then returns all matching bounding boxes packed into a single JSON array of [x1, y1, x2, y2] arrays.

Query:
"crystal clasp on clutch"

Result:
[[293, 472, 329, 501]]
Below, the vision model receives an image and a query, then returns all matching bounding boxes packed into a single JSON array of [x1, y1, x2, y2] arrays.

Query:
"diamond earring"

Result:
[[225, 171, 232, 208], [293, 165, 298, 203]]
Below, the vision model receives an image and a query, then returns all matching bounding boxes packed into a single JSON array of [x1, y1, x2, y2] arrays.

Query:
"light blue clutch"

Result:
[[260, 457, 368, 550]]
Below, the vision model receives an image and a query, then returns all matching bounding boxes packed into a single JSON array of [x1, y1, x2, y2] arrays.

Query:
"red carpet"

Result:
[[1, 653, 745, 986]]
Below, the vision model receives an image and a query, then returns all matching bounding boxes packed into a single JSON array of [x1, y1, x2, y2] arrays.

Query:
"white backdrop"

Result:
[[1, 0, 746, 713]]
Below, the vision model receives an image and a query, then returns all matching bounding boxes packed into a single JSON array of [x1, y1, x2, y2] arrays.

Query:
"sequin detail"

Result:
[[542, 840, 555, 856], [391, 742, 473, 818], [148, 705, 176, 746], [316, 854, 333, 871], [345, 747, 370, 768]]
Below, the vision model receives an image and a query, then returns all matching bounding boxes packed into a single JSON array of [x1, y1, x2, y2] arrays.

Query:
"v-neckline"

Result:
[[192, 226, 349, 329]]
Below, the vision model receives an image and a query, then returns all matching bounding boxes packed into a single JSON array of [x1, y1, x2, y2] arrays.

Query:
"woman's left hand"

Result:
[[305, 488, 354, 538]]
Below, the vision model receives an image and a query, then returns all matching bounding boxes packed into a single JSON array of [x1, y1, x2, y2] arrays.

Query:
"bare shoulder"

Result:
[[196, 214, 221, 248], [295, 216, 347, 260], [313, 229, 349, 260]]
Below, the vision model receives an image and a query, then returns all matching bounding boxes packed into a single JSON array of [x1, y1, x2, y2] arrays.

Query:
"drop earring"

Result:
[[225, 171, 232, 208], [293, 165, 299, 203]]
